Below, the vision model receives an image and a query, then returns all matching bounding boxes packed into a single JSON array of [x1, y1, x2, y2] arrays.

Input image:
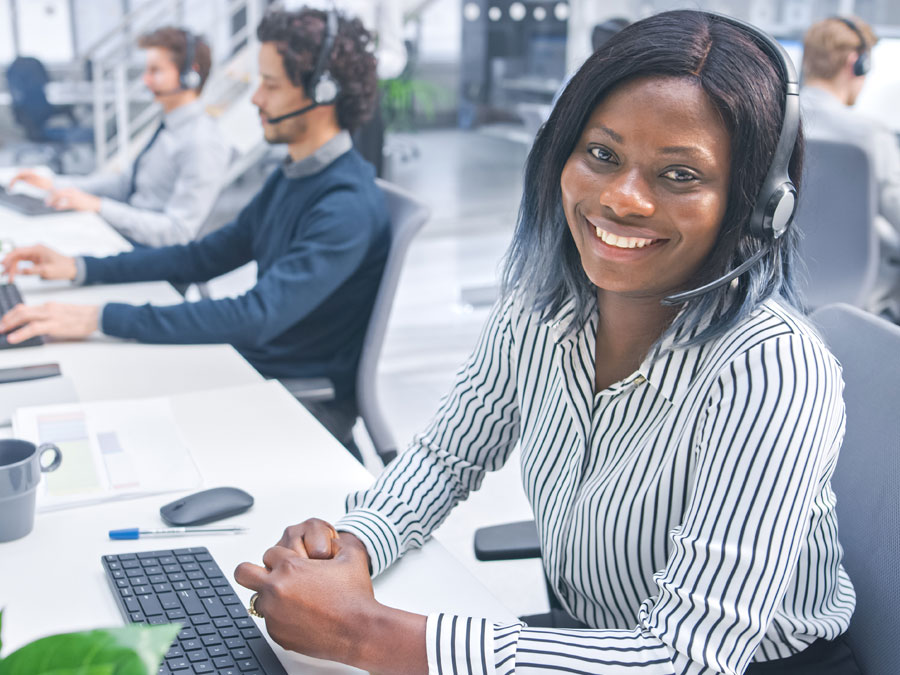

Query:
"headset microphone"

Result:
[[263, 101, 322, 125], [661, 13, 800, 307]]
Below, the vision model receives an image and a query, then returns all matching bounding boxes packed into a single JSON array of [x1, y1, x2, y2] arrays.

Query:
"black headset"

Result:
[[180, 31, 202, 91], [834, 16, 872, 76], [265, 8, 341, 125], [662, 12, 800, 306]]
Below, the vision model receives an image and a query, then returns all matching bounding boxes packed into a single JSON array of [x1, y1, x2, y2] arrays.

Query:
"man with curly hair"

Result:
[[0, 8, 391, 460]]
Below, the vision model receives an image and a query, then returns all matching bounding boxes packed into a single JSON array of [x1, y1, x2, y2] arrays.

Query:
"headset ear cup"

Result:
[[314, 73, 340, 105], [854, 51, 871, 76], [182, 69, 201, 91]]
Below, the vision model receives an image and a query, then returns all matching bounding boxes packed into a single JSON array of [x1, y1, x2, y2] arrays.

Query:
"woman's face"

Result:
[[561, 75, 732, 301]]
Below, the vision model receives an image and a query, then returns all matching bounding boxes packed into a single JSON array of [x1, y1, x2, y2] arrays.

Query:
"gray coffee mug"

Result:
[[0, 439, 62, 543]]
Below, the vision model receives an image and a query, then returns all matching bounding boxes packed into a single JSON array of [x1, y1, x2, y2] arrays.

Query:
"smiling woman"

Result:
[[233, 10, 860, 675]]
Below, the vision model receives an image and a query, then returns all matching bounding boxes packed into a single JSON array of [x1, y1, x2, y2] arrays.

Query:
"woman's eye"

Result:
[[662, 168, 697, 182], [589, 147, 613, 162]]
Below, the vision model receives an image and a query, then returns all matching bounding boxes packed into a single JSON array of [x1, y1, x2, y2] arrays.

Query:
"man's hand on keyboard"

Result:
[[9, 169, 54, 192], [0, 302, 99, 343], [45, 187, 101, 213], [2, 245, 77, 283]]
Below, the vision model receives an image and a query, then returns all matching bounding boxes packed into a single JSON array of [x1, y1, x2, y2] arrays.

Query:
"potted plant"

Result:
[[0, 610, 178, 674]]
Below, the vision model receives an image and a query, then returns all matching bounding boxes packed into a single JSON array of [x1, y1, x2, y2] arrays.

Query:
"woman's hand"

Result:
[[234, 532, 377, 662], [46, 187, 101, 213], [234, 521, 428, 674]]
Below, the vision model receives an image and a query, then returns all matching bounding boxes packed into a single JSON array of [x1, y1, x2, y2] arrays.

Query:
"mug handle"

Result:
[[38, 443, 62, 473]]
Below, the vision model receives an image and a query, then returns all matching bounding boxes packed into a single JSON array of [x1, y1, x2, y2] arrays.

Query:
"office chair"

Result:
[[794, 138, 878, 309], [280, 179, 430, 466], [810, 303, 900, 675], [5, 57, 94, 172]]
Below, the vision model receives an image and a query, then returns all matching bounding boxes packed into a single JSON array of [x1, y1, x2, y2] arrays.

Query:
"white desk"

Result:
[[0, 381, 515, 672]]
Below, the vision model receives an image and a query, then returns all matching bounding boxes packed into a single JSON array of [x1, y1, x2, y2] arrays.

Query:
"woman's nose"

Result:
[[598, 168, 655, 219]]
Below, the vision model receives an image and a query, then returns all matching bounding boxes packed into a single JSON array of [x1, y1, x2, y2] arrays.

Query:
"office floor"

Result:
[[374, 129, 549, 618]]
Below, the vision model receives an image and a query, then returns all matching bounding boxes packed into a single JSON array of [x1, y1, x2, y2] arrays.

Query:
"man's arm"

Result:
[[56, 171, 131, 202], [98, 187, 382, 346], [96, 137, 232, 247]]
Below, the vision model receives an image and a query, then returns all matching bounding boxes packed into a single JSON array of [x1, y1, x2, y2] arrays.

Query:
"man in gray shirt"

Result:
[[801, 16, 900, 320], [9, 27, 230, 247]]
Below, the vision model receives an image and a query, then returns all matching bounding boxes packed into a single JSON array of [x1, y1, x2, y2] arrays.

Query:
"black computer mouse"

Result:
[[160, 487, 254, 526]]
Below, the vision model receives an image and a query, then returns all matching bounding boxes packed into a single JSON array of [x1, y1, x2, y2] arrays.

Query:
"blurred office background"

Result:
[[1, 0, 898, 616]]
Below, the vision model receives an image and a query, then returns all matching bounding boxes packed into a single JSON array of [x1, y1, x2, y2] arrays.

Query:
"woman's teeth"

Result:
[[594, 226, 656, 249]]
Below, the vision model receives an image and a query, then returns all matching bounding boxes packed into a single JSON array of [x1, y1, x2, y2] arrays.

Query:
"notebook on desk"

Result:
[[13, 397, 202, 511]]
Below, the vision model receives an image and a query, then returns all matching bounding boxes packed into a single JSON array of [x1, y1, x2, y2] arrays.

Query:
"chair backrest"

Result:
[[356, 179, 429, 458], [794, 138, 878, 309], [5, 57, 55, 136], [811, 303, 900, 675]]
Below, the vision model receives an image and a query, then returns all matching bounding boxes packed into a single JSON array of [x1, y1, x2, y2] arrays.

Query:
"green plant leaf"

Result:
[[1, 608, 5, 656], [0, 623, 179, 675]]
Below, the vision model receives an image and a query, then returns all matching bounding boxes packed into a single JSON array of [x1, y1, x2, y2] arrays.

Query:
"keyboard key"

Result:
[[149, 617, 168, 625], [201, 634, 222, 646], [137, 594, 163, 616], [154, 582, 173, 593], [195, 624, 216, 636], [112, 570, 125, 579], [186, 650, 207, 662], [189, 614, 210, 626], [125, 568, 145, 578], [140, 559, 160, 568], [122, 559, 141, 568], [192, 663, 214, 673], [164, 565, 180, 574], [201, 596, 227, 618], [178, 628, 197, 641], [116, 578, 129, 588], [226, 638, 247, 650], [166, 610, 186, 620], [190, 579, 209, 589], [230, 647, 250, 659], [214, 617, 234, 628], [183, 563, 200, 572], [177, 590, 204, 615], [208, 645, 227, 657], [139, 551, 169, 559], [240, 627, 261, 639], [176, 555, 195, 564], [120, 588, 133, 597], [220, 627, 239, 638], [211, 578, 229, 587], [160, 556, 177, 565], [169, 573, 187, 582], [182, 640, 203, 652], [129, 612, 144, 622], [159, 592, 180, 609], [235, 618, 253, 629], [220, 594, 241, 605], [119, 553, 137, 560], [124, 597, 141, 613], [196, 588, 214, 598], [166, 658, 189, 670], [150, 575, 167, 584], [227, 605, 246, 619], [166, 646, 184, 659], [216, 586, 234, 597], [186, 571, 204, 580], [195, 553, 213, 562], [236, 657, 259, 672], [144, 565, 163, 575], [201, 563, 220, 576], [213, 656, 236, 669], [133, 585, 151, 595]]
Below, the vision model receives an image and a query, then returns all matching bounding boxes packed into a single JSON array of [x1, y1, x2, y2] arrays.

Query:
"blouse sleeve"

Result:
[[424, 332, 847, 675], [335, 297, 522, 576]]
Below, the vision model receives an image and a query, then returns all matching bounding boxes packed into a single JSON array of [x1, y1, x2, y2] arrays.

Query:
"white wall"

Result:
[[16, 0, 74, 62]]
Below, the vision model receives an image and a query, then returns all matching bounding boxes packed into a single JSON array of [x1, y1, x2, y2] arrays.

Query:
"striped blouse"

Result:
[[335, 295, 856, 675]]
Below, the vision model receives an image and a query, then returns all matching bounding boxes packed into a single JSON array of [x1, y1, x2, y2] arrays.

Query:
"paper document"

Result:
[[13, 398, 202, 511]]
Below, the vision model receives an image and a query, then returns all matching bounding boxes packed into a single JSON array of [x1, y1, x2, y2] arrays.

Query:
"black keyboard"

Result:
[[102, 547, 288, 675], [0, 186, 62, 216], [0, 283, 44, 349]]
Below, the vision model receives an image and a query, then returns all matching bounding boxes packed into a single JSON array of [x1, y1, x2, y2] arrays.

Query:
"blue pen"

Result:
[[109, 526, 247, 540]]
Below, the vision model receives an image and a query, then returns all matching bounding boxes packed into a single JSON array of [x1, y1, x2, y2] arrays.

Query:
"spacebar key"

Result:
[[176, 589, 205, 615]]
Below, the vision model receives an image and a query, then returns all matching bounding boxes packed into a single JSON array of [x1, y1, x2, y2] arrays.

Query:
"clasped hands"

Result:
[[234, 519, 427, 674]]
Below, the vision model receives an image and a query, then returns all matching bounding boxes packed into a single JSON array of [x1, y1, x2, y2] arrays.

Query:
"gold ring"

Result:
[[248, 592, 264, 618]]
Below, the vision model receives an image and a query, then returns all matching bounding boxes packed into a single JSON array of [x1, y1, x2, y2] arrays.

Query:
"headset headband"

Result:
[[833, 16, 872, 76], [180, 30, 201, 90], [662, 12, 801, 305], [307, 9, 339, 104]]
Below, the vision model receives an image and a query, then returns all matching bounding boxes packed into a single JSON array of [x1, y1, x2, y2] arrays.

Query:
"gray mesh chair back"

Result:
[[358, 179, 430, 462], [795, 139, 878, 309], [811, 303, 900, 675]]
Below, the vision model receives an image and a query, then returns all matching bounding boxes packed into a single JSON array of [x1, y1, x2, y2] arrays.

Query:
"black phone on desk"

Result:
[[0, 363, 61, 385]]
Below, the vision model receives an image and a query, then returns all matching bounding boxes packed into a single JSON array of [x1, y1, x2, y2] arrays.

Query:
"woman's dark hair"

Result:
[[502, 10, 805, 346], [257, 8, 377, 131]]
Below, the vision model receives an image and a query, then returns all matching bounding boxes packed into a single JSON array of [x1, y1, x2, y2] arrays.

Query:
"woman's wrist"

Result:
[[347, 602, 428, 675]]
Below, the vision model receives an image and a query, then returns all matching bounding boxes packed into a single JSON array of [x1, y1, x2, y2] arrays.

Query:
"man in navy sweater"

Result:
[[0, 8, 389, 460]]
